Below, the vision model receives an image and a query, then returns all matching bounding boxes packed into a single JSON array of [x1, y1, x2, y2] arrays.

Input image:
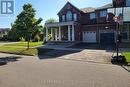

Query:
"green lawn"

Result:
[[123, 52, 130, 63], [4, 42, 44, 47], [0, 46, 53, 56]]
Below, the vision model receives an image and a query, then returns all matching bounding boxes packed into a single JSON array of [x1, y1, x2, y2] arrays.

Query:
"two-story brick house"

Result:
[[45, 0, 130, 45]]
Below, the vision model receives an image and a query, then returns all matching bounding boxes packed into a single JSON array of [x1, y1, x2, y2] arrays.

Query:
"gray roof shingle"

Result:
[[80, 3, 113, 13]]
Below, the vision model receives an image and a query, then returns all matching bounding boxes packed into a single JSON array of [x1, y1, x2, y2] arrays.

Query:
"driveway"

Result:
[[42, 49, 113, 64], [0, 53, 130, 87]]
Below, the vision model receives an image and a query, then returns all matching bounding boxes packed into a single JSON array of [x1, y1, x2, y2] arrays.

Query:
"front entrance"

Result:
[[83, 31, 96, 43]]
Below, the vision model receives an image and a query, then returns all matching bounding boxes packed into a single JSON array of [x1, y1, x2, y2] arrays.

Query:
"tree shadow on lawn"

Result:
[[0, 56, 21, 66], [37, 48, 81, 60]]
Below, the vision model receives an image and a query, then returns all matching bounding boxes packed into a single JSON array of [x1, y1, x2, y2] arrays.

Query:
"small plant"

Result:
[[20, 37, 25, 42], [34, 35, 40, 42]]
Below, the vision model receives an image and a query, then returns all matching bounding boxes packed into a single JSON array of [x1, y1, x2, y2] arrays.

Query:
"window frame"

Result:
[[73, 13, 77, 21], [100, 10, 107, 17], [126, 0, 130, 6], [62, 15, 65, 22], [66, 11, 73, 21], [90, 12, 96, 19]]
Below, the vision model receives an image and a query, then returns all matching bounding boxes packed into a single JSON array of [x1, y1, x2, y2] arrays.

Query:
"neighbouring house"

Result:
[[45, 0, 130, 45], [0, 28, 10, 37]]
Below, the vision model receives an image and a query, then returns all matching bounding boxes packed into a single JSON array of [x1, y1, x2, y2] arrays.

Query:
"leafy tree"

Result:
[[9, 3, 43, 49], [46, 18, 58, 23]]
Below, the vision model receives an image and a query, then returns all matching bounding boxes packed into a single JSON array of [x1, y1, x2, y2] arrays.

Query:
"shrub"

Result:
[[19, 37, 25, 42], [33, 35, 40, 42]]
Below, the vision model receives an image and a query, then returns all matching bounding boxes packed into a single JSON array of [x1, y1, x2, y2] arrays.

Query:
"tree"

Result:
[[9, 3, 43, 49], [46, 18, 58, 23]]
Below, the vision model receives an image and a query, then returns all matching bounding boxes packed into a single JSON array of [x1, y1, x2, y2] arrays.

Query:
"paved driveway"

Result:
[[0, 53, 130, 87], [43, 49, 113, 64]]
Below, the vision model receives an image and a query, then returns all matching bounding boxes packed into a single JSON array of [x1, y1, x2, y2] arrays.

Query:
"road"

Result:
[[0, 53, 130, 87]]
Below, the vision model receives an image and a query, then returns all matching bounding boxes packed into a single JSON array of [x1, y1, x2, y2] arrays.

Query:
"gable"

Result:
[[57, 2, 83, 15]]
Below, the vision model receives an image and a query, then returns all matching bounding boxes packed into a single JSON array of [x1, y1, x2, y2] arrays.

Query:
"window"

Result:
[[66, 11, 72, 21], [123, 7, 130, 21], [126, 0, 130, 6], [62, 15, 65, 22], [73, 13, 77, 21], [100, 10, 107, 17], [90, 13, 96, 19]]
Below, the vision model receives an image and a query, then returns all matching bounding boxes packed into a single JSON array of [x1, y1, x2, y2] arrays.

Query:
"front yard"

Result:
[[0, 46, 53, 56], [123, 52, 130, 63], [4, 42, 44, 47], [0, 42, 52, 56]]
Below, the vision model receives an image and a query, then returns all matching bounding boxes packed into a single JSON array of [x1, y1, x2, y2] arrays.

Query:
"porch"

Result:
[[45, 21, 79, 42]]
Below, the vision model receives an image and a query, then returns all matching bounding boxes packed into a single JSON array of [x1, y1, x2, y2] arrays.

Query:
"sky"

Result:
[[0, 0, 112, 28]]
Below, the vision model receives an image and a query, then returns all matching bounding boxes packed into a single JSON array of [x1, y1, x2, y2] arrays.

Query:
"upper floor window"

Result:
[[126, 0, 130, 6], [62, 15, 65, 22], [66, 11, 72, 21], [90, 13, 96, 19], [100, 10, 107, 17], [73, 13, 77, 21]]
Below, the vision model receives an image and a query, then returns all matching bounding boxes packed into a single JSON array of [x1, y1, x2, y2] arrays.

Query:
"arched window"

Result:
[[66, 11, 72, 21]]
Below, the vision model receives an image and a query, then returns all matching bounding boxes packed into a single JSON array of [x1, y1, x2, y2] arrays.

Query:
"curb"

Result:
[[121, 65, 130, 72]]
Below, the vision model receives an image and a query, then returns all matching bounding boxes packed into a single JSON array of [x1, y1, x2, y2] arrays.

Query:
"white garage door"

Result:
[[83, 31, 96, 43]]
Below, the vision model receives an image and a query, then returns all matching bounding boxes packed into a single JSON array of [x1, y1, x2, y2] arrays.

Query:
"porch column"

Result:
[[59, 26, 61, 41], [51, 28, 54, 41], [72, 24, 75, 41], [55, 29, 58, 41], [46, 27, 48, 41], [68, 25, 71, 41]]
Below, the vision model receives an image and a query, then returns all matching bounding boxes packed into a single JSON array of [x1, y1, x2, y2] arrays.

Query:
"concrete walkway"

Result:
[[0, 53, 130, 87]]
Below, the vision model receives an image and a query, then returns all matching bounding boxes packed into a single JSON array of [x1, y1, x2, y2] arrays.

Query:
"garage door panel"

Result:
[[100, 33, 115, 45], [83, 31, 96, 43]]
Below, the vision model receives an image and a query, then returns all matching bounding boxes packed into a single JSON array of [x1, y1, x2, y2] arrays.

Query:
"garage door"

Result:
[[100, 33, 115, 45], [83, 31, 96, 43]]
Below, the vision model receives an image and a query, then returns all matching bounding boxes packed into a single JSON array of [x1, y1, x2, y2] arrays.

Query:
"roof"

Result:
[[57, 2, 83, 15], [96, 3, 113, 10], [58, 2, 113, 14], [80, 7, 96, 13], [80, 3, 113, 13]]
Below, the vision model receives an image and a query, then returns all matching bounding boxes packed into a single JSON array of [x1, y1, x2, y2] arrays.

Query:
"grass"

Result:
[[123, 52, 130, 63], [4, 41, 44, 47], [0, 46, 53, 56]]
